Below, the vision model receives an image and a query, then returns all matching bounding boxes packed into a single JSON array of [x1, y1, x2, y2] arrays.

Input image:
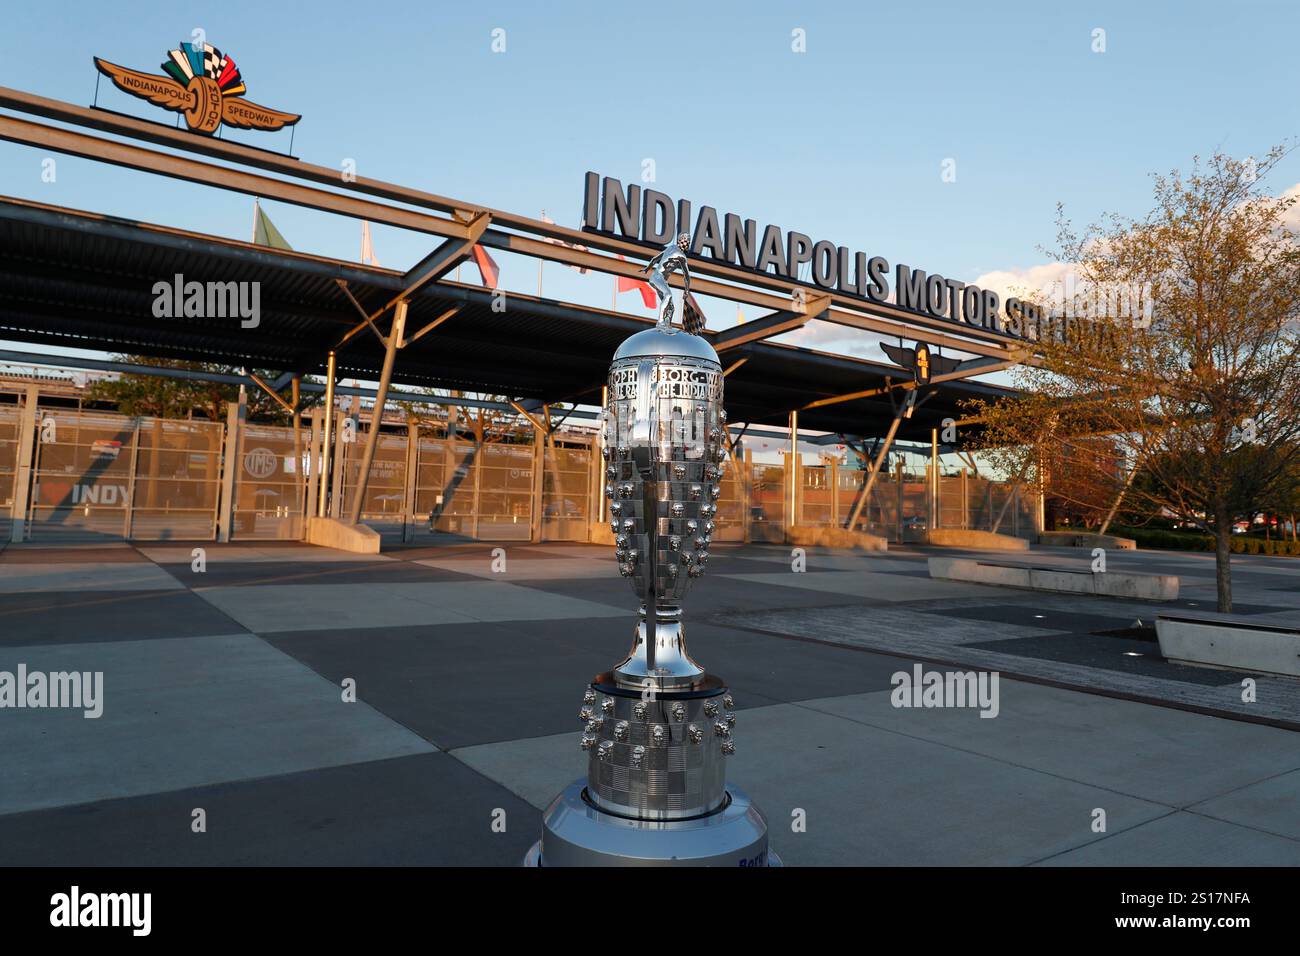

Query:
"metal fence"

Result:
[[712, 454, 745, 542], [789, 461, 931, 543], [232, 421, 308, 541], [748, 460, 787, 543], [0, 402, 19, 541], [542, 443, 592, 542], [129, 417, 224, 541], [415, 437, 535, 542], [333, 425, 405, 538], [26, 408, 223, 543], [2, 391, 1039, 546], [936, 470, 1035, 539]]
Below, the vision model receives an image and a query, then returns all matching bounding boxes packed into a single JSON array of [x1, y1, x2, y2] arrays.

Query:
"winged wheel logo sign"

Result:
[[94, 41, 300, 136]]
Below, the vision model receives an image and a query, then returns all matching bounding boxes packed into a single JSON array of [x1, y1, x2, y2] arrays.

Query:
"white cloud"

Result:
[[970, 262, 1078, 305], [775, 319, 891, 362], [1279, 182, 1300, 233], [973, 181, 1300, 304]]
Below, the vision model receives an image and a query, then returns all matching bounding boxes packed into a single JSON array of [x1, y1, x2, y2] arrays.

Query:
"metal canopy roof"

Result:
[[0, 196, 1012, 443]]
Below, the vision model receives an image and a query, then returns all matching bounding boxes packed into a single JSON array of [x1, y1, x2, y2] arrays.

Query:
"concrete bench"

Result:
[[1037, 531, 1137, 551], [928, 556, 1179, 601], [926, 529, 1029, 551], [1156, 614, 1300, 677], [787, 525, 888, 552], [306, 517, 382, 554]]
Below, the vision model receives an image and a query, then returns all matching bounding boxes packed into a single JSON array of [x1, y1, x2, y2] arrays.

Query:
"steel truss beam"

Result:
[[0, 347, 533, 413], [844, 390, 918, 532], [802, 356, 1022, 411], [0, 89, 1031, 362], [0, 115, 473, 244], [711, 292, 829, 353]]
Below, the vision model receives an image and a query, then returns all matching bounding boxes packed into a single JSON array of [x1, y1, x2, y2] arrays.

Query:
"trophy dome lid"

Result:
[[613, 325, 719, 363]]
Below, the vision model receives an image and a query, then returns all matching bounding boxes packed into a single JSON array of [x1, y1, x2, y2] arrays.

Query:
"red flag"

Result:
[[471, 244, 499, 289], [616, 254, 656, 309]]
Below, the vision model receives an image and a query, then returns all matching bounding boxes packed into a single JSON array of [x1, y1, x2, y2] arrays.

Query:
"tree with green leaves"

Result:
[[84, 356, 319, 423], [967, 147, 1300, 611]]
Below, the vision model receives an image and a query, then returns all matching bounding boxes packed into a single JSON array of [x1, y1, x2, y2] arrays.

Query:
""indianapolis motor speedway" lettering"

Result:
[[585, 172, 1064, 342]]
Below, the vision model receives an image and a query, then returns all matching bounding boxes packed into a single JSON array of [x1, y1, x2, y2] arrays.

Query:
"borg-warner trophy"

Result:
[[525, 235, 777, 867]]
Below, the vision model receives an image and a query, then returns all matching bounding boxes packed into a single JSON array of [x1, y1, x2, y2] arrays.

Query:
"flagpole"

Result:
[[252, 197, 259, 243], [239, 195, 250, 396]]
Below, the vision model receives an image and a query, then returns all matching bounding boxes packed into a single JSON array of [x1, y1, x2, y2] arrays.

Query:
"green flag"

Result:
[[253, 201, 293, 250]]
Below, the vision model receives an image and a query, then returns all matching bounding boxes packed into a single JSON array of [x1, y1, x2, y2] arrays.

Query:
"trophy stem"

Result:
[[612, 604, 704, 691]]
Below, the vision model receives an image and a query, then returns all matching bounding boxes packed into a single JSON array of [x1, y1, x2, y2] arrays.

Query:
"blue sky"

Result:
[[1, 0, 1297, 363]]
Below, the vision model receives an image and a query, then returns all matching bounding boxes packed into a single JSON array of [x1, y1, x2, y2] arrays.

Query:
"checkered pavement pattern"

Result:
[[0, 538, 1296, 866]]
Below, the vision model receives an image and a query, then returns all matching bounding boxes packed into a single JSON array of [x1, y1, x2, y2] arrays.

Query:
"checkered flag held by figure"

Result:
[[682, 290, 707, 336], [674, 233, 708, 336]]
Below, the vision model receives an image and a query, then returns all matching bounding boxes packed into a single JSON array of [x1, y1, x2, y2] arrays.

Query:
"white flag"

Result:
[[361, 221, 380, 267], [541, 212, 589, 274]]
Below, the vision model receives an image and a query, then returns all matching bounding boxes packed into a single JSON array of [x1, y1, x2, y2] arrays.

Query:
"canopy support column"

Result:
[[317, 350, 337, 517], [929, 427, 939, 530], [348, 300, 407, 525], [291, 375, 303, 530], [217, 388, 247, 543], [845, 390, 915, 532], [9, 385, 38, 543], [787, 410, 798, 530], [1098, 456, 1141, 536]]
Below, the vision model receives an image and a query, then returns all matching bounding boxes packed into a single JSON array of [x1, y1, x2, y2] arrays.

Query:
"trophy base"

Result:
[[524, 779, 779, 867]]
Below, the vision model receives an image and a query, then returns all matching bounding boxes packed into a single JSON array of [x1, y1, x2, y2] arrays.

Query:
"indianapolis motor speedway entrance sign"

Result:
[[584, 172, 1068, 344]]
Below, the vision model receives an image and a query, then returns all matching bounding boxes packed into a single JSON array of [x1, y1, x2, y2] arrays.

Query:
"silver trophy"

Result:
[[526, 235, 777, 867]]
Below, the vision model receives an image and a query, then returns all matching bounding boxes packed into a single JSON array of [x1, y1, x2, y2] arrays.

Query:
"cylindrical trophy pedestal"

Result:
[[526, 675, 776, 867], [525, 780, 778, 867]]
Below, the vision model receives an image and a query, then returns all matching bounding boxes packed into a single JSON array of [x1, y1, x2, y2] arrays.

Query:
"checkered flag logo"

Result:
[[201, 45, 226, 80], [99, 42, 288, 135]]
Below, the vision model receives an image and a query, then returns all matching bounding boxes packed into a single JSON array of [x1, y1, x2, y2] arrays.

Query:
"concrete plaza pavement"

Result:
[[0, 537, 1296, 866]]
